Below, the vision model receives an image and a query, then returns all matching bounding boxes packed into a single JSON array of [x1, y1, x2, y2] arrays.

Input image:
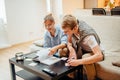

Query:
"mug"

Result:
[[15, 52, 24, 61]]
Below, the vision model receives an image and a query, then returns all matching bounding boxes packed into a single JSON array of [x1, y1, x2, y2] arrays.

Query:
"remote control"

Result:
[[32, 56, 40, 63], [42, 68, 57, 77]]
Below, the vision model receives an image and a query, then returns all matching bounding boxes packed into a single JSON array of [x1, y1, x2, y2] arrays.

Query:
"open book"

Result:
[[35, 48, 61, 65]]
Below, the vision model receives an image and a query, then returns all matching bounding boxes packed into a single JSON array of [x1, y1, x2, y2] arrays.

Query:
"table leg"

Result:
[[10, 63, 16, 80], [75, 65, 83, 80], [79, 65, 83, 80]]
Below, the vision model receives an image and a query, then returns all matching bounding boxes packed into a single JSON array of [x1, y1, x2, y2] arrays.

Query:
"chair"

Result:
[[111, 8, 120, 15], [92, 8, 106, 15]]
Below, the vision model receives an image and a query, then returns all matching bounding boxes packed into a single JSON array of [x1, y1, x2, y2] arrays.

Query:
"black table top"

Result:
[[9, 51, 80, 80]]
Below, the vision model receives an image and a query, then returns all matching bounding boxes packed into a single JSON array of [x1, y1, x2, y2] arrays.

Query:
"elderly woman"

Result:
[[43, 14, 68, 57]]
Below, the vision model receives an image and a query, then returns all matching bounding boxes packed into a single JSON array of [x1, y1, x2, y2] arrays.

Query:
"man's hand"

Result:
[[67, 59, 81, 66]]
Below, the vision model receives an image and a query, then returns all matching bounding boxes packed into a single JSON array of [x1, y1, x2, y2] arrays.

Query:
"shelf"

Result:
[[16, 70, 44, 80]]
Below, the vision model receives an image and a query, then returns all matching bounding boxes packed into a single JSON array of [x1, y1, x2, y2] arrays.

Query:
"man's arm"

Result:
[[68, 36, 104, 66], [77, 45, 103, 64], [67, 42, 77, 59]]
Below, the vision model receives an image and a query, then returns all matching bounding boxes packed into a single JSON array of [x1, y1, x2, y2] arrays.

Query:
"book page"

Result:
[[36, 48, 50, 61]]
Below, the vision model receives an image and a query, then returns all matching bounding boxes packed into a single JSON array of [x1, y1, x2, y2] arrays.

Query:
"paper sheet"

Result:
[[35, 48, 61, 65]]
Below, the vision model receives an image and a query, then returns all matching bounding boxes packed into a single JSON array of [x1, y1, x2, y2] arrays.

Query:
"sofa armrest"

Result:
[[82, 53, 96, 80]]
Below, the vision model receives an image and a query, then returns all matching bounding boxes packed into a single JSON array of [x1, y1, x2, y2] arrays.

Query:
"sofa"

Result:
[[74, 15, 120, 80]]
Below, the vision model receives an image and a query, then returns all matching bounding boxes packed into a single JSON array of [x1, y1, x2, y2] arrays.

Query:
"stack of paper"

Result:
[[36, 48, 61, 65]]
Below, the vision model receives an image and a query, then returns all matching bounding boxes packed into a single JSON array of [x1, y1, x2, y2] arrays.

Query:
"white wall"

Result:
[[3, 0, 84, 47], [5, 0, 47, 45], [62, 0, 84, 14], [84, 0, 98, 9]]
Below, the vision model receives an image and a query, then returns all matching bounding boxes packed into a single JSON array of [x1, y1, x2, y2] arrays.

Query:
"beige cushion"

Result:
[[30, 39, 44, 51], [33, 39, 44, 47], [95, 53, 120, 80]]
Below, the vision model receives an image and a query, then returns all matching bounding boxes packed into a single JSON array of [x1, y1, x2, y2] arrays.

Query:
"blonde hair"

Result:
[[62, 15, 77, 30], [44, 13, 54, 22]]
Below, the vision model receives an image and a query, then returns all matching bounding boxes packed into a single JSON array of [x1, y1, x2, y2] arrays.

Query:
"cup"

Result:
[[15, 52, 24, 61]]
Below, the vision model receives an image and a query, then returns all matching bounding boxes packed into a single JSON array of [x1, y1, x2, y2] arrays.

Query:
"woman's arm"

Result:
[[43, 33, 51, 48], [48, 43, 67, 55], [49, 28, 68, 55]]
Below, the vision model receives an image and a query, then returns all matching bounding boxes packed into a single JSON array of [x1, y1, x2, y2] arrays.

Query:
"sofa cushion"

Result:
[[30, 39, 44, 51], [33, 39, 44, 47], [95, 53, 120, 80]]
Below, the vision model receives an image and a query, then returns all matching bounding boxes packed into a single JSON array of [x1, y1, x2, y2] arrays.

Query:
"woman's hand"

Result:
[[48, 47, 57, 56]]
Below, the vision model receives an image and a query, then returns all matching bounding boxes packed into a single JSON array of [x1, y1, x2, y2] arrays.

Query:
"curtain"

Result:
[[0, 0, 9, 49], [0, 0, 7, 23]]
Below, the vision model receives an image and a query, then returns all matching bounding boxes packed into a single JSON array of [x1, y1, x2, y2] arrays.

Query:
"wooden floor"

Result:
[[0, 41, 33, 80]]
